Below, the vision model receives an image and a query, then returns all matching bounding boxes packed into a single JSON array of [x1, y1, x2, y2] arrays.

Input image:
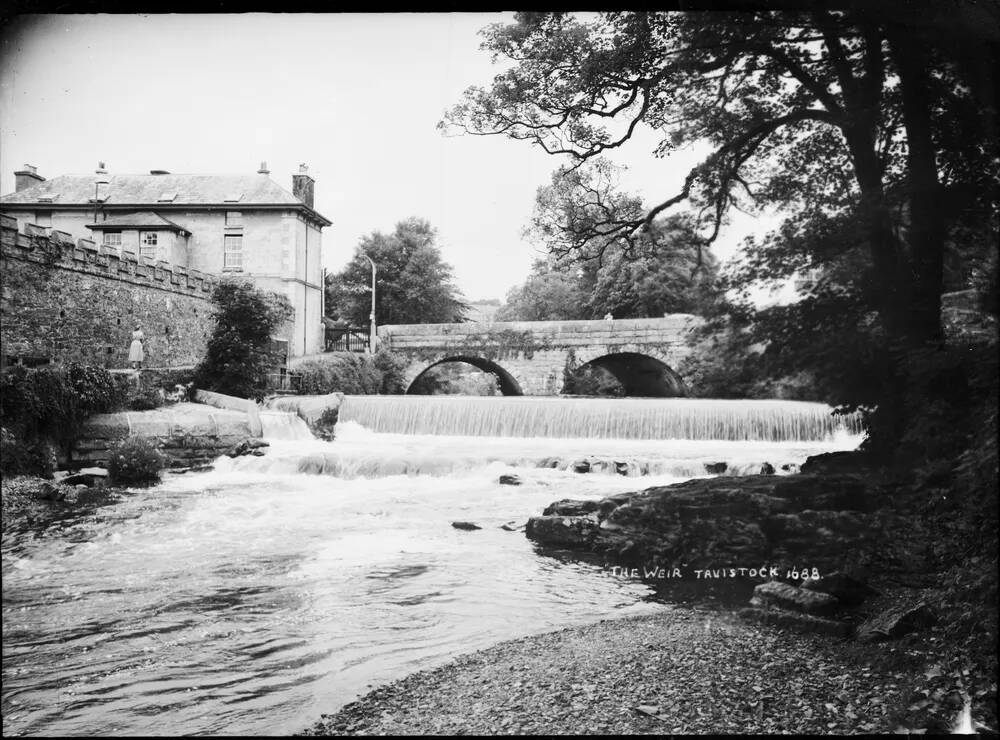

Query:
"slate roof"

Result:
[[1, 173, 331, 225], [85, 211, 190, 234]]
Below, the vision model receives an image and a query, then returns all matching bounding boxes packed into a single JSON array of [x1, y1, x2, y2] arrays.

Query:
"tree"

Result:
[[495, 258, 591, 321], [500, 161, 720, 321], [442, 8, 998, 448], [326, 218, 468, 326], [585, 223, 720, 318], [193, 279, 293, 400]]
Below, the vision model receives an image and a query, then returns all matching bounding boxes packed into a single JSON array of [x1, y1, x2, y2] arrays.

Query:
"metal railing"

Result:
[[265, 371, 301, 393], [325, 325, 370, 353]]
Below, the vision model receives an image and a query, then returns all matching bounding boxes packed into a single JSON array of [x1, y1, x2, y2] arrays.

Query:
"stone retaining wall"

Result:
[[0, 213, 216, 368]]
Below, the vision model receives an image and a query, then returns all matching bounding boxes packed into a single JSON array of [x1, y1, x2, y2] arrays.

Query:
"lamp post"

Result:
[[362, 253, 377, 353]]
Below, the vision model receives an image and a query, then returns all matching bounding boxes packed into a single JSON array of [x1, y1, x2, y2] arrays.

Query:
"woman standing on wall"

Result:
[[128, 324, 145, 370]]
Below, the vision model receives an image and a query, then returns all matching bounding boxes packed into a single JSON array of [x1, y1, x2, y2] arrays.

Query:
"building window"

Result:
[[223, 234, 243, 271], [226, 211, 242, 226], [139, 231, 158, 258], [103, 231, 122, 247]]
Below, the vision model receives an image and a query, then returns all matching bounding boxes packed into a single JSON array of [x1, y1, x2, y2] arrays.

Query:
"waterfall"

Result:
[[259, 410, 315, 441], [337, 395, 864, 442]]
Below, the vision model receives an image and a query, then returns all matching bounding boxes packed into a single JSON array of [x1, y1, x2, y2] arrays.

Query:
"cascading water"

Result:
[[1, 395, 864, 737], [338, 395, 864, 441], [258, 410, 314, 441]]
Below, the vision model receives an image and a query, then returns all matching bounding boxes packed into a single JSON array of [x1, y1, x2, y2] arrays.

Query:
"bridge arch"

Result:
[[406, 355, 524, 396], [572, 351, 688, 397]]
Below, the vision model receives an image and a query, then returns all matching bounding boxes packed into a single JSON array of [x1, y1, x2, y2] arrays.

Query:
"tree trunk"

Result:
[[887, 28, 947, 346]]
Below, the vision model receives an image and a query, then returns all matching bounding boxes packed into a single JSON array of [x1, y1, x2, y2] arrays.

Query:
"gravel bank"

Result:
[[303, 607, 927, 735]]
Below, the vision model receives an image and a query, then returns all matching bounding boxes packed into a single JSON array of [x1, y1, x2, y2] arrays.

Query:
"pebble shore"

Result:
[[303, 608, 920, 735]]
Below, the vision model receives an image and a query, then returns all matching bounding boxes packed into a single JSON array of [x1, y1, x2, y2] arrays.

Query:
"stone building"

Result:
[[1, 162, 331, 357]]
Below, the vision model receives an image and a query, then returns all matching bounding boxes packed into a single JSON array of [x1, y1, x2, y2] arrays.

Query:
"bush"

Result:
[[193, 279, 294, 399], [372, 349, 408, 394], [295, 351, 407, 395], [106, 437, 168, 485], [0, 364, 125, 476], [152, 367, 196, 392], [0, 427, 57, 478], [126, 386, 165, 411]]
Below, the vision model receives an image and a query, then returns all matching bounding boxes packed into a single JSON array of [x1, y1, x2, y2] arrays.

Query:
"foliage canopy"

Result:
[[442, 8, 997, 346], [193, 279, 294, 400], [325, 218, 468, 326]]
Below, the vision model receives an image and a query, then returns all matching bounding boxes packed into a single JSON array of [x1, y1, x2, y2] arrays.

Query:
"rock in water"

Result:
[[525, 515, 600, 546], [226, 438, 270, 458], [542, 499, 601, 516], [750, 580, 840, 616], [759, 462, 775, 475], [499, 474, 522, 486], [61, 468, 109, 487], [451, 521, 482, 531], [704, 462, 728, 474]]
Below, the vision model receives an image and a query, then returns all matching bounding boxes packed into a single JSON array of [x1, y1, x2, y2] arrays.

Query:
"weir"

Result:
[[337, 395, 864, 442], [259, 410, 315, 441]]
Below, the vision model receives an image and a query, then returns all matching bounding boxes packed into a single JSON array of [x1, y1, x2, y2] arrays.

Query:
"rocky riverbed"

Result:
[[302, 463, 997, 736], [302, 606, 991, 735]]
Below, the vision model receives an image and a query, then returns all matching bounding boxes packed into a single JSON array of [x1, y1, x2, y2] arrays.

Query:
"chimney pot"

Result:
[[258, 161, 270, 175], [96, 161, 107, 175]]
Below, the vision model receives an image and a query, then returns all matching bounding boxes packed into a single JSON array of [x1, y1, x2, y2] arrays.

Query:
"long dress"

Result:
[[128, 329, 145, 364]]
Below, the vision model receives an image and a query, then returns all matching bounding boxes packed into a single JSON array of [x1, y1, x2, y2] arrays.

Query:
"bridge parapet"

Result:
[[378, 315, 704, 395], [378, 315, 702, 348]]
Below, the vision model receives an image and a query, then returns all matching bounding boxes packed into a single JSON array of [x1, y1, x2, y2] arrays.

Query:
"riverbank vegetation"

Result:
[[294, 350, 407, 395], [0, 363, 190, 479], [106, 437, 168, 485], [192, 279, 293, 400]]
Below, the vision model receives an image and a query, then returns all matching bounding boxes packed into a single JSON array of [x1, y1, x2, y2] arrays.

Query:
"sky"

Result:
[[0, 13, 778, 302]]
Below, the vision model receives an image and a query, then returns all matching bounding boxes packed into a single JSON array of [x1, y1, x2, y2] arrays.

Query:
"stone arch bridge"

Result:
[[377, 315, 704, 396]]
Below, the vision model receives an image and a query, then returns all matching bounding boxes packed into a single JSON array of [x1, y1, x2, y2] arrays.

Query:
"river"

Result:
[[1, 396, 862, 736]]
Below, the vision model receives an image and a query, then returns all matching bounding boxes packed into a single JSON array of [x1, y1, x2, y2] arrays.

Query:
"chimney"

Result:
[[292, 163, 314, 209], [95, 161, 107, 175], [14, 164, 45, 192], [257, 161, 270, 175]]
